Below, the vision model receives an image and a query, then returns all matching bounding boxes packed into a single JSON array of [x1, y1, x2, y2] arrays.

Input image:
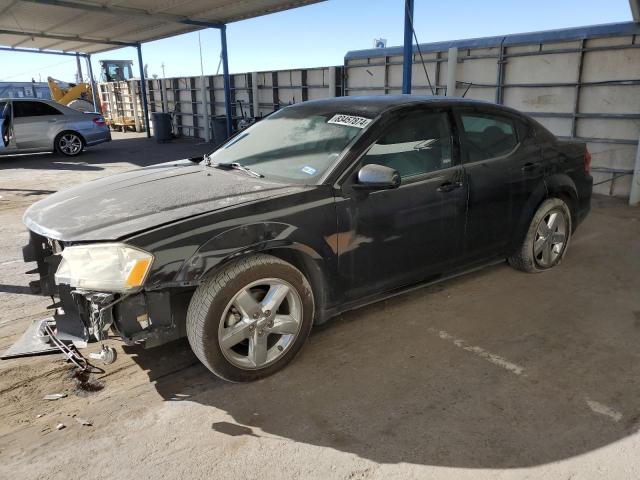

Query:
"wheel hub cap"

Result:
[[60, 134, 82, 155], [218, 278, 302, 370], [534, 209, 567, 267]]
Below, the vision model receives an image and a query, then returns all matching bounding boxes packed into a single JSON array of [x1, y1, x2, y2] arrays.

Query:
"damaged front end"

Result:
[[2, 231, 188, 360]]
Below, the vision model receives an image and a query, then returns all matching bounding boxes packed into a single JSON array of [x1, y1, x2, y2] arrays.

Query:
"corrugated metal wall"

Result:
[[344, 22, 640, 198], [98, 66, 342, 142]]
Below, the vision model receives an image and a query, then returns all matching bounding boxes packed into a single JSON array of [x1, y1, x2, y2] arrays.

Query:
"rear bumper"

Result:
[[575, 174, 593, 229], [84, 129, 111, 146]]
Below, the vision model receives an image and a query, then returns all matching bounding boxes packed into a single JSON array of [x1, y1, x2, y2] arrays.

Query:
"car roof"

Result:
[[282, 94, 511, 118], [0, 98, 84, 114]]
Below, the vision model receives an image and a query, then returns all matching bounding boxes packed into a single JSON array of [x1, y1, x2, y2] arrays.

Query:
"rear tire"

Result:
[[186, 254, 314, 382], [55, 131, 84, 157], [508, 197, 572, 273]]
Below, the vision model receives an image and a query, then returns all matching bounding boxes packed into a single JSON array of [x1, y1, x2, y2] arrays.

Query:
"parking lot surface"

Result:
[[1, 133, 639, 480]]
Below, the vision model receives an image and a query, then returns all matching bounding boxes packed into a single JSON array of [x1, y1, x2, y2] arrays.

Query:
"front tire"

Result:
[[186, 254, 314, 382], [55, 131, 84, 157], [508, 197, 572, 273]]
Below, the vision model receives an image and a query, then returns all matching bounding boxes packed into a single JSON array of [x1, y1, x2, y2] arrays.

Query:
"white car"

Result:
[[0, 98, 111, 157]]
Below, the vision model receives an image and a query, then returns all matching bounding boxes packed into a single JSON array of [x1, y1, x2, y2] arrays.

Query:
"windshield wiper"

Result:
[[213, 162, 264, 178]]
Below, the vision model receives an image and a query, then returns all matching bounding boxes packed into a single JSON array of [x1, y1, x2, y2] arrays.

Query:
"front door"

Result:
[[335, 107, 468, 301]]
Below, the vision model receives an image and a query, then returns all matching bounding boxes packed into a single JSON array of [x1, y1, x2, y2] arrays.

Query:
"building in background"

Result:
[[0, 81, 51, 99]]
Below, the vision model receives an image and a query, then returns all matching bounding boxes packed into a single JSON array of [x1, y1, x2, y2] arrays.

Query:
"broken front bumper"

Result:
[[2, 231, 189, 359]]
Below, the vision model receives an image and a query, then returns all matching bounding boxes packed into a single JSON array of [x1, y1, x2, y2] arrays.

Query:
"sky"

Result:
[[1, 0, 634, 83]]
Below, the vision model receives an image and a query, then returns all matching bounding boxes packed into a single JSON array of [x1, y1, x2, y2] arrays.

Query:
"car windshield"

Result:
[[206, 108, 371, 183]]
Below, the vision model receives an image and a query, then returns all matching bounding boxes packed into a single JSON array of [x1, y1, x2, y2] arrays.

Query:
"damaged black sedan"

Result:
[[16, 96, 592, 382]]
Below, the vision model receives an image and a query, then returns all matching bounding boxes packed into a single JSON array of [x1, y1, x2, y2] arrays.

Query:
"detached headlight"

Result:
[[55, 243, 153, 293]]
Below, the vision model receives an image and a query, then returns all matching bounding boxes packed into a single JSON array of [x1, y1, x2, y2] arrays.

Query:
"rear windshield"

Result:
[[207, 108, 370, 183]]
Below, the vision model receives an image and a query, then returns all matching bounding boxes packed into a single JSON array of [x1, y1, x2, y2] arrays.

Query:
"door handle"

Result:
[[521, 162, 539, 172], [437, 181, 462, 193]]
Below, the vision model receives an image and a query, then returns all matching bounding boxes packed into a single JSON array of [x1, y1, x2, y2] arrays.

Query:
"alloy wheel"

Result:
[[59, 133, 82, 155], [533, 209, 568, 267], [218, 278, 303, 370]]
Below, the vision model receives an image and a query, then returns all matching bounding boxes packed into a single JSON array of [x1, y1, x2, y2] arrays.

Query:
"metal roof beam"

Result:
[[0, 45, 85, 57], [631, 0, 640, 22], [0, 27, 137, 47], [20, 0, 225, 29]]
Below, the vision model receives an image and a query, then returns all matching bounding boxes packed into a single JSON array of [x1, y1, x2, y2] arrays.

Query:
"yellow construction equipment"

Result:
[[47, 77, 95, 112], [47, 60, 138, 129]]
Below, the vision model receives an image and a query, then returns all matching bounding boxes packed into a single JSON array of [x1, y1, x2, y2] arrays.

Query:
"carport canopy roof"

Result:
[[0, 0, 324, 54]]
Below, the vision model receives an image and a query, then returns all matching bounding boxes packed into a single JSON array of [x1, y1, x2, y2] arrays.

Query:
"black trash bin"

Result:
[[151, 112, 172, 143], [212, 116, 229, 146]]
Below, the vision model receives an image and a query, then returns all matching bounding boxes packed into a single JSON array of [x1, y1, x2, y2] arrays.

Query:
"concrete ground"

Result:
[[0, 132, 639, 480]]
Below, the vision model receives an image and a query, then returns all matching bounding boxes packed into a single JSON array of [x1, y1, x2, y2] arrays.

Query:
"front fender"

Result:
[[174, 222, 322, 284]]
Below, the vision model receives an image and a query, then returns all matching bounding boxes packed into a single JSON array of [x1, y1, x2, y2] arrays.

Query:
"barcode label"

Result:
[[327, 114, 372, 128]]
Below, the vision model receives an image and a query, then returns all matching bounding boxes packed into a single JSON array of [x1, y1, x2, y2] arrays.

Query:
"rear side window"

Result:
[[13, 101, 61, 118], [362, 110, 453, 179], [460, 113, 518, 162]]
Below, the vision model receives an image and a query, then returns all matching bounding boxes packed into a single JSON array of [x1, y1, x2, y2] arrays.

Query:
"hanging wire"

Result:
[[404, 1, 435, 95]]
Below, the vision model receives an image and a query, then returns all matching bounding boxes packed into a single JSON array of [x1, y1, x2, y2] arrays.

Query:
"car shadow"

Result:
[[125, 262, 640, 469], [0, 135, 212, 171], [0, 284, 33, 295]]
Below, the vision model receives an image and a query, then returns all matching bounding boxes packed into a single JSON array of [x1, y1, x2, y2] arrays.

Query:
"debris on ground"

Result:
[[74, 416, 92, 426], [55, 423, 65, 430], [70, 369, 105, 396], [43, 393, 67, 401]]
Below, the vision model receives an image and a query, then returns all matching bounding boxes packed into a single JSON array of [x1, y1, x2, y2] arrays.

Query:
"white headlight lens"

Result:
[[55, 243, 153, 292]]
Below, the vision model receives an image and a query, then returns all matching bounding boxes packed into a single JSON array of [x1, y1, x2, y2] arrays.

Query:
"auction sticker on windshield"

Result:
[[327, 114, 371, 128]]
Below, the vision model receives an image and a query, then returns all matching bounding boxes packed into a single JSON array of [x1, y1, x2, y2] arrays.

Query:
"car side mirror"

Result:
[[354, 164, 401, 190]]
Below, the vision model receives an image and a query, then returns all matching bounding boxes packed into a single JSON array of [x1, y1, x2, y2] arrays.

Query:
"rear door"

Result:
[[455, 109, 523, 262], [13, 101, 65, 150], [335, 107, 468, 300]]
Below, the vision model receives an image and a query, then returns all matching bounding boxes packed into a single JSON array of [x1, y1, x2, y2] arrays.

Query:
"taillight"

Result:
[[584, 148, 592, 173], [93, 117, 106, 127]]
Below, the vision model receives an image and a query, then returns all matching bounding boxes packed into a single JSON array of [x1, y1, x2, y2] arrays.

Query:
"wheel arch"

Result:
[[177, 224, 331, 324], [53, 129, 86, 151], [544, 173, 579, 231], [509, 173, 580, 256]]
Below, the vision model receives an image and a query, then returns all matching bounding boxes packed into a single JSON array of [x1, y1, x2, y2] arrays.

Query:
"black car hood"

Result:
[[23, 160, 304, 241]]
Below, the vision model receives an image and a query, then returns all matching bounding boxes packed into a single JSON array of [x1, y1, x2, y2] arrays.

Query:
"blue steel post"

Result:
[[402, 0, 414, 94], [136, 43, 151, 138], [220, 25, 233, 137]]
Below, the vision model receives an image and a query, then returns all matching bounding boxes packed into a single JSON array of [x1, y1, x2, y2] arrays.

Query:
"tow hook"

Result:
[[89, 345, 117, 365]]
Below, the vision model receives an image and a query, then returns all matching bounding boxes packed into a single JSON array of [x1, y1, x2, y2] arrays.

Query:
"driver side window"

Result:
[[362, 110, 453, 179]]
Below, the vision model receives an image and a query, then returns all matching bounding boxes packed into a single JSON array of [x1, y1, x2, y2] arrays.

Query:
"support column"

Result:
[[220, 25, 233, 138], [402, 0, 414, 94], [85, 54, 100, 112], [251, 72, 259, 117], [630, 140, 640, 206], [75, 52, 83, 83], [446, 47, 458, 97], [136, 43, 151, 138]]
